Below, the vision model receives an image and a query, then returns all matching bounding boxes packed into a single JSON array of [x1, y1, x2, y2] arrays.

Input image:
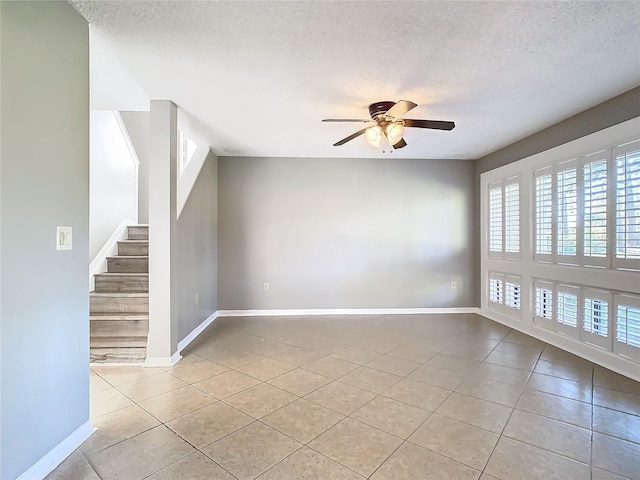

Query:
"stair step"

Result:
[[128, 225, 148, 241], [90, 317, 149, 338], [117, 240, 149, 256], [107, 256, 148, 273], [91, 347, 146, 363], [90, 292, 149, 314], [95, 273, 149, 292]]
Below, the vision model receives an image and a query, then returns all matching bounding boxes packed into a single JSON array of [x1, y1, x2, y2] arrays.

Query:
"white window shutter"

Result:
[[614, 140, 640, 270]]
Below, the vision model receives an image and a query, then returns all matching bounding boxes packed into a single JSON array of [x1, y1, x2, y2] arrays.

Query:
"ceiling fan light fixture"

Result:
[[386, 122, 404, 147], [365, 125, 382, 147]]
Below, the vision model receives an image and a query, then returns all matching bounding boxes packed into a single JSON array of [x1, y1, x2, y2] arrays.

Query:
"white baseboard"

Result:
[[177, 312, 219, 353], [17, 420, 95, 480], [216, 307, 480, 317], [479, 308, 640, 383], [144, 350, 182, 367]]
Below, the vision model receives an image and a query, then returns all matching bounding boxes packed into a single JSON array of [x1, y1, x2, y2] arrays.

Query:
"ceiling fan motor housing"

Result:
[[369, 101, 396, 119]]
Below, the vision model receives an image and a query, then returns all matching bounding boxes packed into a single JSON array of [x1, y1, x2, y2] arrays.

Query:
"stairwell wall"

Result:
[[120, 111, 150, 224], [177, 151, 218, 342], [0, 2, 91, 478], [89, 110, 138, 260]]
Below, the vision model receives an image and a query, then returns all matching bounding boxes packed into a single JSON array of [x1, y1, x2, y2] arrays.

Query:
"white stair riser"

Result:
[[95, 275, 148, 292], [118, 242, 149, 256], [107, 257, 148, 273]]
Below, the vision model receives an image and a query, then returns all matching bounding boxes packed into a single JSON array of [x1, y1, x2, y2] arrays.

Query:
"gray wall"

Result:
[[178, 152, 218, 341], [476, 86, 640, 173], [0, 3, 90, 479], [120, 111, 150, 224], [218, 156, 476, 310]]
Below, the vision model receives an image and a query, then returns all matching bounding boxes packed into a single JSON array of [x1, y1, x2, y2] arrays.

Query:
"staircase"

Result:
[[90, 225, 149, 363]]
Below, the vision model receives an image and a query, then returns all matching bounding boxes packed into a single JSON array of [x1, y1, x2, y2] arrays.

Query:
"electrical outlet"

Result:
[[195, 293, 199, 304], [263, 283, 269, 291], [450, 281, 457, 289]]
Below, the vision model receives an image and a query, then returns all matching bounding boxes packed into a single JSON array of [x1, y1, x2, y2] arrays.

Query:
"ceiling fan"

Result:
[[322, 100, 455, 149]]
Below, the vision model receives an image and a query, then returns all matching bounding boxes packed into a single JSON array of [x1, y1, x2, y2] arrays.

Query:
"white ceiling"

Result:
[[70, 1, 640, 160]]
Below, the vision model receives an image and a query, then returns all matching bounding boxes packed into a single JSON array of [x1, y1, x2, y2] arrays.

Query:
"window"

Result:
[[556, 161, 578, 262], [583, 153, 608, 265], [489, 184, 503, 256], [488, 177, 520, 259], [582, 289, 612, 350], [178, 130, 198, 172], [489, 274, 503, 307], [556, 285, 579, 338], [614, 294, 640, 361], [505, 183, 520, 254], [534, 168, 553, 260], [614, 140, 640, 269], [534, 281, 554, 329], [505, 277, 521, 310]]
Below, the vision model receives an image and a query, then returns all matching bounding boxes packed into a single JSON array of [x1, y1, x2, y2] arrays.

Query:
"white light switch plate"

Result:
[[57, 226, 72, 250]]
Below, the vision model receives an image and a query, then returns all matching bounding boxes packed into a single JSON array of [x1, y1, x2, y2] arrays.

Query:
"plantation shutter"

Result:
[[582, 152, 609, 267], [614, 140, 640, 270], [489, 183, 503, 257], [556, 160, 578, 264], [534, 166, 554, 262]]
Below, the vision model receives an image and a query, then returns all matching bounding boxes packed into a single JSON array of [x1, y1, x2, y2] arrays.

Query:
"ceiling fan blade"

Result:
[[322, 119, 370, 123], [392, 138, 407, 149], [385, 100, 417, 119], [404, 119, 455, 130], [333, 128, 367, 146]]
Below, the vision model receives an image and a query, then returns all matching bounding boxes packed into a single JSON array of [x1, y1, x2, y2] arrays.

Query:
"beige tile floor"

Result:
[[47, 314, 640, 480]]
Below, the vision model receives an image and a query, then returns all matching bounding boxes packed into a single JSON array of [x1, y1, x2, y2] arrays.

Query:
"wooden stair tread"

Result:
[[106, 255, 148, 259]]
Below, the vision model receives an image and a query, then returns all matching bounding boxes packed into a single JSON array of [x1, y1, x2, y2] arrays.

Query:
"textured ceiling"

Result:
[[70, 1, 640, 159]]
